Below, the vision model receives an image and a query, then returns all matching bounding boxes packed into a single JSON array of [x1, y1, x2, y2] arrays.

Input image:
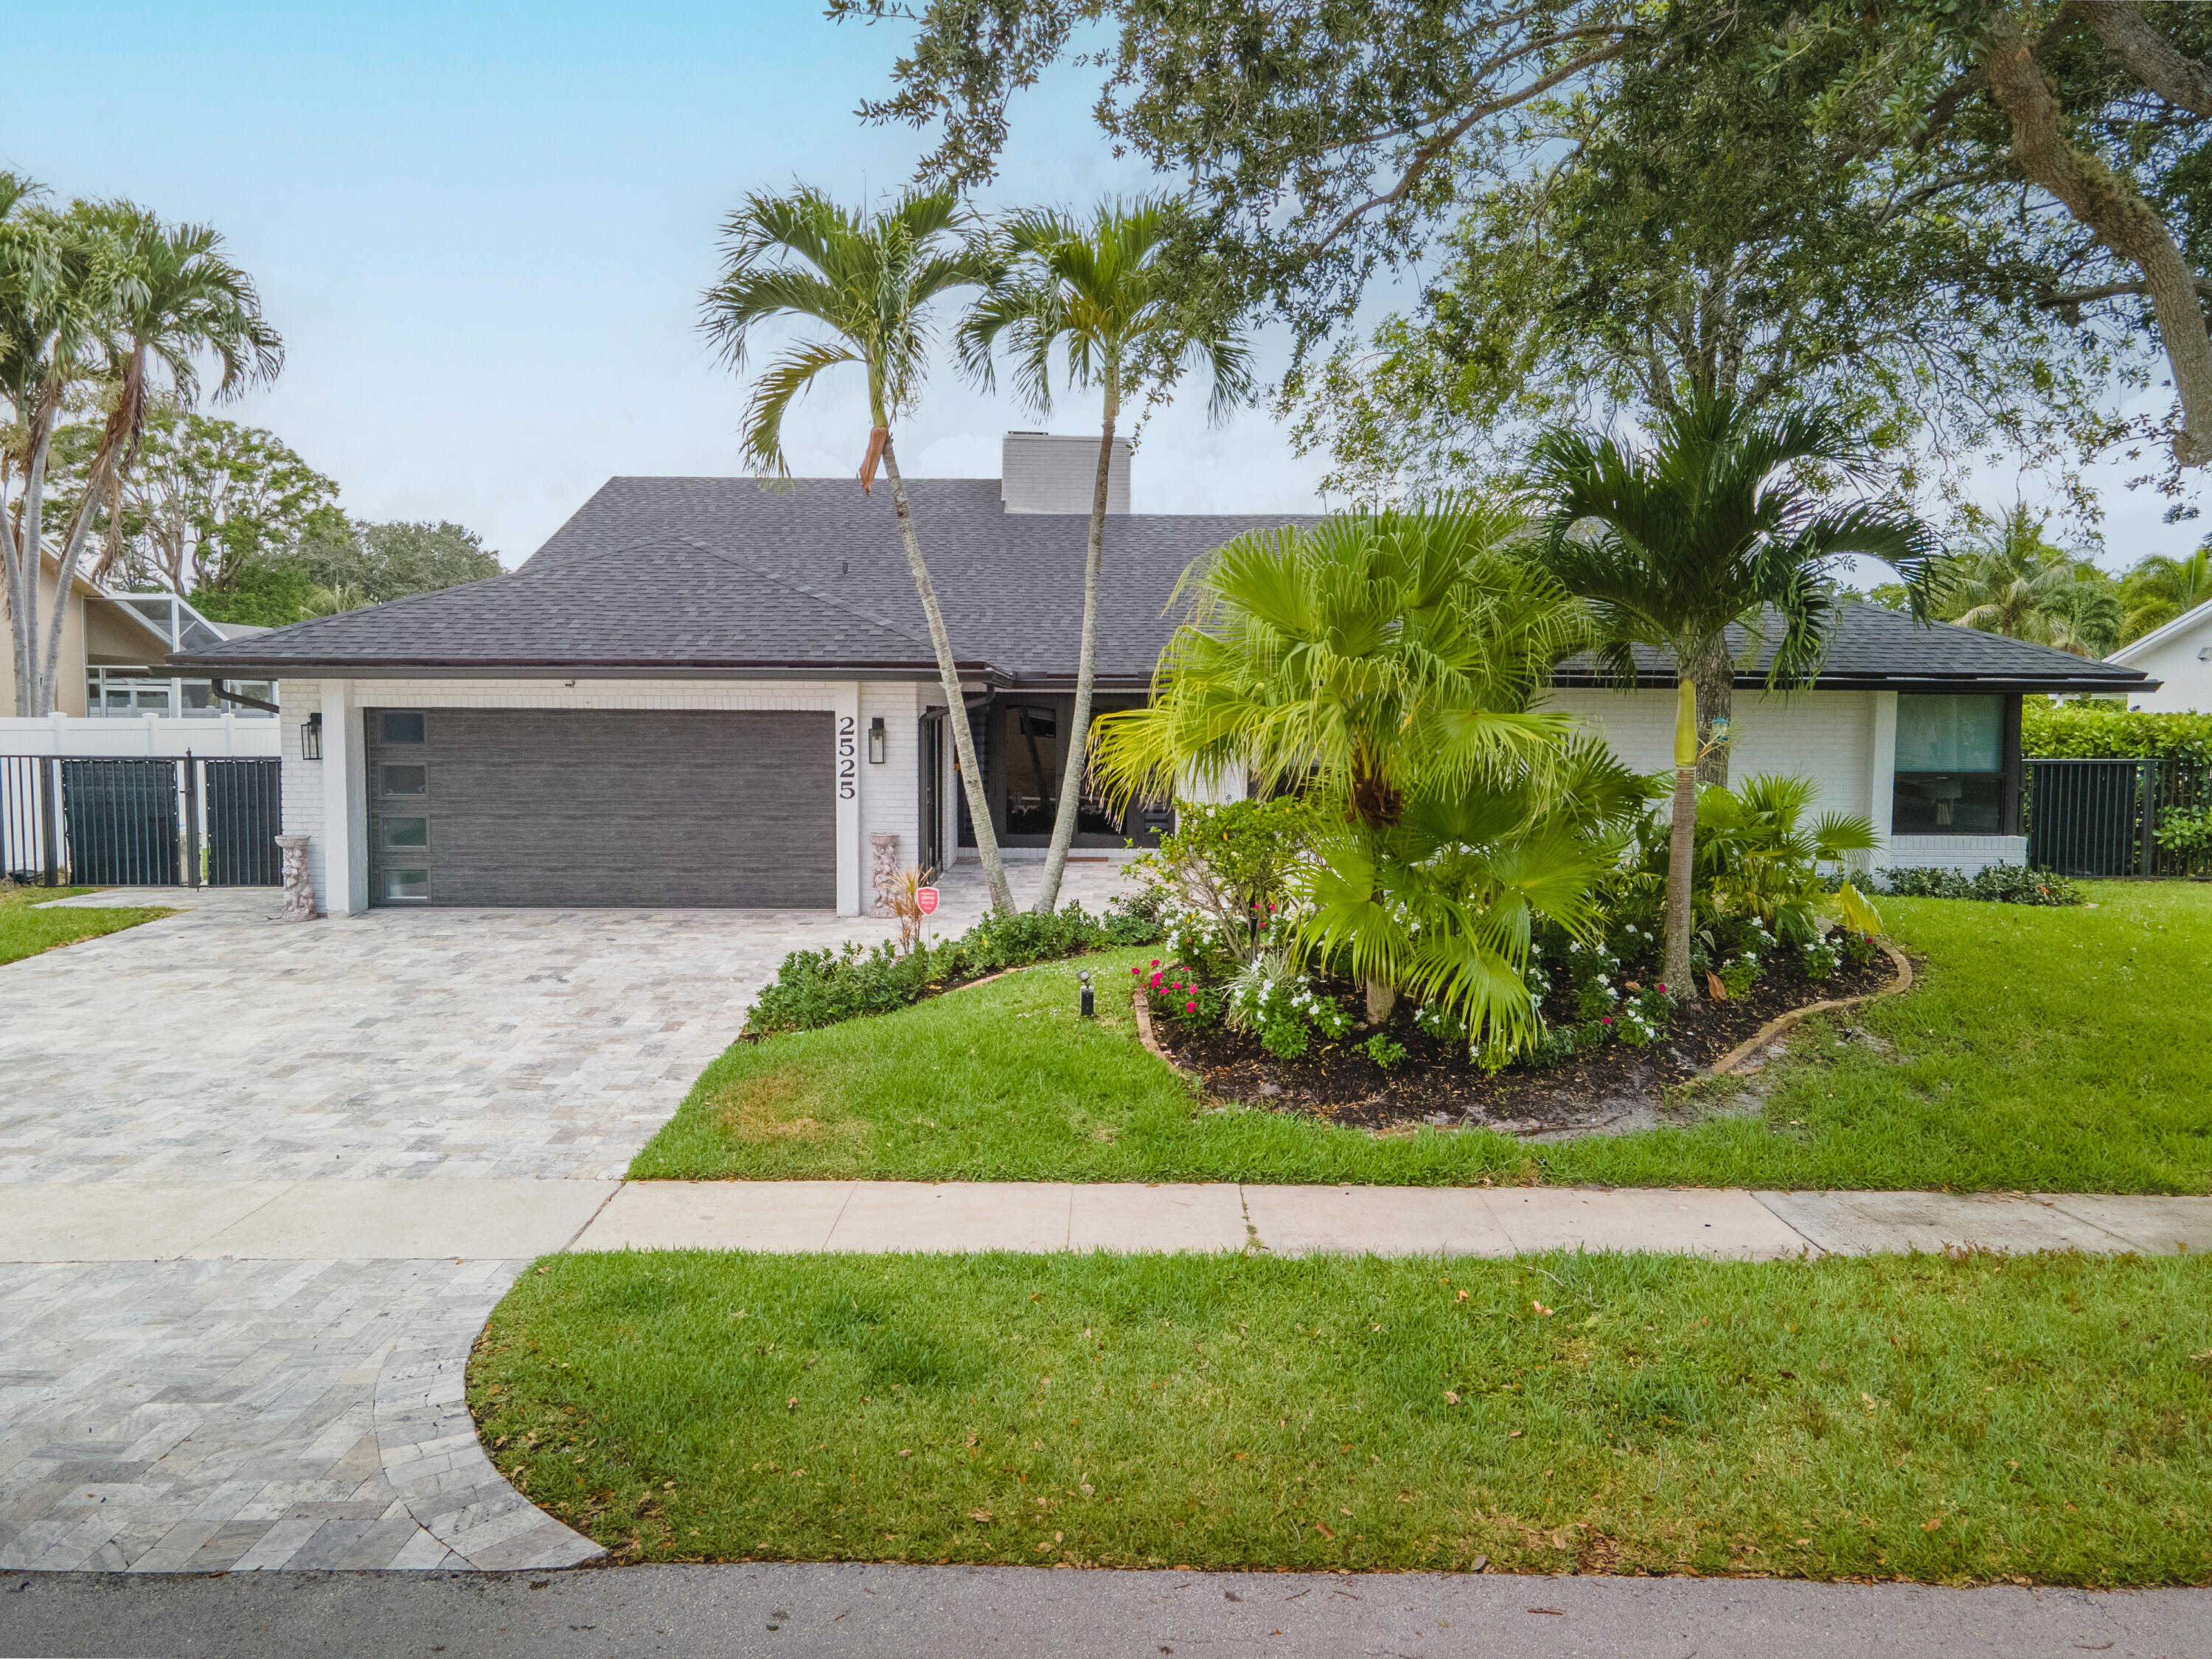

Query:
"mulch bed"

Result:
[[1151, 950, 1896, 1139]]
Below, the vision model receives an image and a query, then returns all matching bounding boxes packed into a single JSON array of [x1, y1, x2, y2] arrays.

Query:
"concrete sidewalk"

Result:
[[6, 1179, 2207, 1265]]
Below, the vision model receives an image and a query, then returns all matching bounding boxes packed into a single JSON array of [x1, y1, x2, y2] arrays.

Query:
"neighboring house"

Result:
[[2106, 596, 2212, 712], [175, 434, 2156, 915], [1, 552, 279, 756]]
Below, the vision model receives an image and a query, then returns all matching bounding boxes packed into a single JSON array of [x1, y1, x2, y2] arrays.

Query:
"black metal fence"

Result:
[[0, 755, 283, 888], [2024, 757, 2212, 878]]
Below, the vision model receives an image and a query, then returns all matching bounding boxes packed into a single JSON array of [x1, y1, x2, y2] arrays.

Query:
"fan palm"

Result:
[[1525, 393, 1935, 1002], [700, 184, 1013, 911], [1091, 505, 1614, 1029], [1686, 774, 1879, 945], [960, 196, 1252, 912]]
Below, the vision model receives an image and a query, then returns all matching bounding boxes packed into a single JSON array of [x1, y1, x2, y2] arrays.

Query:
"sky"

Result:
[[9, 1, 2203, 573]]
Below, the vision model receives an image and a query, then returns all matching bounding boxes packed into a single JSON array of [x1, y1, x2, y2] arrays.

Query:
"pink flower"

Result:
[[1655, 983, 1668, 993], [1151, 959, 1160, 968], [1601, 1016, 1613, 1025], [1186, 1001, 1197, 1013], [1131, 965, 1141, 975]]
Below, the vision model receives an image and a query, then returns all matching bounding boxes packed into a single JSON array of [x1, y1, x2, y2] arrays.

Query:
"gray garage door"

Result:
[[365, 707, 835, 908]]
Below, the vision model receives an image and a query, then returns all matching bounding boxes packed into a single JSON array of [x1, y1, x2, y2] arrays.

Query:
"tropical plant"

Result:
[[1525, 393, 1935, 1001], [700, 184, 1014, 912], [1093, 507, 1642, 1048], [960, 196, 1253, 912], [2119, 545, 2212, 642], [1941, 504, 2119, 656], [1660, 773, 1880, 947], [1, 180, 279, 714]]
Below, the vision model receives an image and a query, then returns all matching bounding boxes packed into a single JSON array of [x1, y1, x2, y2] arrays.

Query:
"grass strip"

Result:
[[0, 886, 171, 967], [473, 1248, 2212, 1585], [630, 882, 2212, 1193]]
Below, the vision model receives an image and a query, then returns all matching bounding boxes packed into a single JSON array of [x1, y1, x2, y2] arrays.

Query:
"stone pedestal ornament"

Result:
[[869, 832, 900, 917], [275, 833, 316, 922]]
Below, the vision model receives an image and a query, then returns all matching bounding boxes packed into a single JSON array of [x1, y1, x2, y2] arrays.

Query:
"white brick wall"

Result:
[[1885, 834, 2028, 877], [1545, 686, 1879, 821], [276, 680, 326, 908], [859, 681, 925, 868]]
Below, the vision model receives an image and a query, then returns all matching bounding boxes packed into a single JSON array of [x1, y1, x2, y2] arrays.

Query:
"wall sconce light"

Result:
[[868, 716, 886, 763], [302, 712, 323, 761]]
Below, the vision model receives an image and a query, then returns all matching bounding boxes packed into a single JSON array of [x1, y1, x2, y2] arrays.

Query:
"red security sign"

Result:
[[915, 887, 939, 917]]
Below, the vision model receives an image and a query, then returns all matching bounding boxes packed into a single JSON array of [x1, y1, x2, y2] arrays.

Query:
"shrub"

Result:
[[1123, 796, 1316, 975], [1877, 865, 2084, 905], [2023, 703, 2212, 767], [745, 900, 1164, 1036], [1800, 933, 1846, 979], [2158, 803, 2212, 860]]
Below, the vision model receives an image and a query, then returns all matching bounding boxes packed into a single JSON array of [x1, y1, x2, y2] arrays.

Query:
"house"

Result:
[[2106, 596, 2212, 712], [173, 436, 2157, 915], [1, 551, 279, 756]]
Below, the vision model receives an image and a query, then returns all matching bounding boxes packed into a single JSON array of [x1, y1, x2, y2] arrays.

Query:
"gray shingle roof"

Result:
[[174, 475, 2155, 694], [1559, 604, 2157, 693]]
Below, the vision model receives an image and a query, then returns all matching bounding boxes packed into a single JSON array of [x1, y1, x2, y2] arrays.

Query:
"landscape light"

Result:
[[1079, 969, 1094, 1018]]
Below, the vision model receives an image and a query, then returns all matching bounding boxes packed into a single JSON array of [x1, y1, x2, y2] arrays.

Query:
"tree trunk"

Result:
[[1034, 369, 1118, 913], [1692, 637, 1734, 787], [1663, 673, 1700, 1001], [880, 434, 1015, 914], [1983, 13, 2212, 467], [6, 384, 63, 717], [1365, 977, 1397, 1027], [2081, 1, 2212, 116], [37, 360, 138, 713], [1663, 762, 1698, 1003]]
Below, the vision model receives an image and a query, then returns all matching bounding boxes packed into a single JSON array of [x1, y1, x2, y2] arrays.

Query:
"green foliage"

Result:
[[188, 560, 314, 627], [2159, 804, 2212, 860], [1125, 796, 1316, 973], [2023, 703, 2212, 767], [1683, 773, 1879, 945], [745, 902, 1160, 1037], [1877, 866, 2085, 907], [700, 183, 991, 467], [1360, 1031, 1406, 1070], [1936, 506, 2122, 658], [294, 518, 501, 606]]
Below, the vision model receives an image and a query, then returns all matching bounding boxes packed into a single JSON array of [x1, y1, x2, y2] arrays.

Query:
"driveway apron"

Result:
[[0, 865, 1122, 1573]]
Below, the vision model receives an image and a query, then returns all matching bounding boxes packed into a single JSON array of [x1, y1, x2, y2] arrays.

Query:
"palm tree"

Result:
[[35, 204, 280, 709], [1091, 506, 1620, 1032], [959, 197, 1252, 911], [1526, 394, 1935, 1003], [1942, 504, 2118, 655], [2119, 545, 2212, 642], [700, 184, 1014, 913]]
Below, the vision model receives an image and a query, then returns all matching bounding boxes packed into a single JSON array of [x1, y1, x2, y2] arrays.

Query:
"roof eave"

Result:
[[167, 653, 1005, 684]]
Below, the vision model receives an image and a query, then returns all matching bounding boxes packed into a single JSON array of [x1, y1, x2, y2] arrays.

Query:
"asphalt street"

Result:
[[3, 1564, 2205, 1659]]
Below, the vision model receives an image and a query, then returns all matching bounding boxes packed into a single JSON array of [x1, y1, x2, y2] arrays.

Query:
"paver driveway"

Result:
[[0, 866, 1132, 1574]]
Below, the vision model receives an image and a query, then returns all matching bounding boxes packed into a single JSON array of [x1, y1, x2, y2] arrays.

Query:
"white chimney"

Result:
[[1000, 431, 1131, 515]]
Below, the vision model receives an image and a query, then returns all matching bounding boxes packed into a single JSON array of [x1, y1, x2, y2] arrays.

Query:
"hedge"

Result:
[[2022, 703, 2212, 767]]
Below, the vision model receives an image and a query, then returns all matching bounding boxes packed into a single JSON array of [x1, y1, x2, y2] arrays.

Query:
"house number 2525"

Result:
[[837, 714, 858, 799]]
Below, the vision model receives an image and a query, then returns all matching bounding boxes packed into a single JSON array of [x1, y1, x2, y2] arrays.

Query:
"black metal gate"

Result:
[[0, 754, 283, 888], [2024, 758, 2155, 877], [204, 759, 283, 885]]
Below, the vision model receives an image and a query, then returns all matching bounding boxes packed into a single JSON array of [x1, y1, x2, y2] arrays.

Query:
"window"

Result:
[[1001, 705, 1060, 834], [380, 711, 426, 743], [1893, 695, 2006, 833], [382, 868, 431, 902], [381, 764, 428, 796], [382, 817, 428, 849]]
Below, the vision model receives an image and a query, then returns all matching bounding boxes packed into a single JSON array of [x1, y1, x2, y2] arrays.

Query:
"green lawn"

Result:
[[631, 880, 2212, 1194], [471, 1249, 2212, 1584], [0, 884, 170, 967]]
